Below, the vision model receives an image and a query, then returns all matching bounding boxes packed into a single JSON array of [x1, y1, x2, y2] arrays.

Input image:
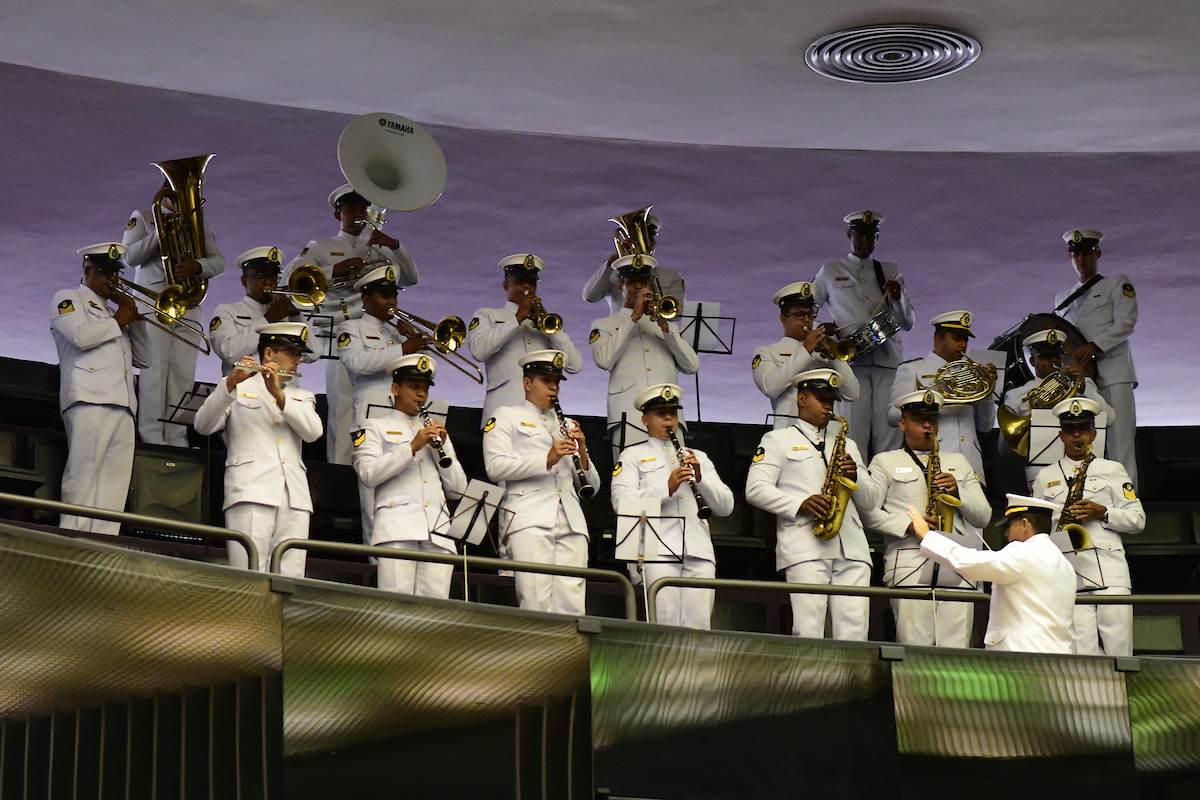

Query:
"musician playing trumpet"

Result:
[[284, 184, 419, 465], [861, 390, 991, 647], [353, 355, 467, 598], [889, 311, 997, 486], [752, 281, 860, 430], [482, 350, 600, 615], [209, 247, 311, 376], [746, 369, 881, 640], [335, 265, 434, 547], [467, 254, 583, 423], [194, 323, 322, 576], [611, 384, 734, 629], [1031, 397, 1144, 657]]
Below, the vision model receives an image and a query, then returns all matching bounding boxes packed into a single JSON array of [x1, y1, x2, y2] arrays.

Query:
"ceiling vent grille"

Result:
[[805, 25, 980, 84]]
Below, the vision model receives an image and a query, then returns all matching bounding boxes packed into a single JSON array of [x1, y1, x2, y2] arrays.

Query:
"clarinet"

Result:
[[417, 403, 453, 468], [549, 396, 596, 499], [668, 428, 712, 520]]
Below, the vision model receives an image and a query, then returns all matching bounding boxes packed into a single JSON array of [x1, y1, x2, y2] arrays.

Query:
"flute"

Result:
[[234, 358, 301, 379], [417, 403, 453, 468], [667, 428, 712, 519], [549, 395, 596, 499]]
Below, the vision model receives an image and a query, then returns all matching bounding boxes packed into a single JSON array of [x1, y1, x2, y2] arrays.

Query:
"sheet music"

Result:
[[447, 478, 505, 546]]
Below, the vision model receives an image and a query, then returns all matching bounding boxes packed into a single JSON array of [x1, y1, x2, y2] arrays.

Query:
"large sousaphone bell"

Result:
[[337, 113, 447, 212]]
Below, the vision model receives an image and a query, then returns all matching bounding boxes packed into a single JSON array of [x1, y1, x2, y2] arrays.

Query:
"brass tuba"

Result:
[[812, 415, 858, 540], [925, 432, 962, 533], [933, 357, 995, 404], [612, 206, 678, 321], [998, 368, 1083, 456], [152, 155, 213, 310]]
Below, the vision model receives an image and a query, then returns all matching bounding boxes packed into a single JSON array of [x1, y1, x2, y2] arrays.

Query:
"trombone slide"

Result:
[[112, 280, 211, 355]]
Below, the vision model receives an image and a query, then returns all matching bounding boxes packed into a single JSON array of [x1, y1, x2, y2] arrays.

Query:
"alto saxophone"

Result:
[[925, 431, 962, 533], [1056, 443, 1094, 551], [812, 415, 859, 540]]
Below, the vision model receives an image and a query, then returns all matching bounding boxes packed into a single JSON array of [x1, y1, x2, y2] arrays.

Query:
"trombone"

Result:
[[114, 278, 212, 355], [269, 264, 328, 309], [387, 306, 484, 384]]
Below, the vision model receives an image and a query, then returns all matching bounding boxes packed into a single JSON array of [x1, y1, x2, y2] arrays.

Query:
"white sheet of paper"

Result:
[[967, 347, 1006, 398], [1029, 409, 1108, 469], [678, 300, 725, 352], [615, 497, 663, 562], [447, 478, 504, 545]]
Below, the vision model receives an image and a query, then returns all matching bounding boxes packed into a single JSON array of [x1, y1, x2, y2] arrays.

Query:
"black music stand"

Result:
[[612, 498, 687, 611], [677, 300, 735, 424], [161, 381, 216, 433], [303, 312, 339, 360]]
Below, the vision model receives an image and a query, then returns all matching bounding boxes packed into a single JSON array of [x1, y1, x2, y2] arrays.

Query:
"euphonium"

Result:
[[933, 357, 995, 404], [997, 368, 1083, 455], [925, 431, 962, 533], [812, 415, 858, 540], [1056, 443, 1094, 552], [151, 155, 213, 309]]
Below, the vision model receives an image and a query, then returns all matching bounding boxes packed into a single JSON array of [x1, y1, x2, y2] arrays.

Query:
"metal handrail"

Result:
[[0, 491, 257, 568], [270, 539, 639, 621], [645, 576, 1200, 624]]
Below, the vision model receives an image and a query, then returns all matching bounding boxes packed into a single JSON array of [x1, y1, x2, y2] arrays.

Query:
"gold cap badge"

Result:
[[107, 245, 120, 259], [268, 247, 280, 264], [523, 254, 536, 270], [553, 353, 564, 369]]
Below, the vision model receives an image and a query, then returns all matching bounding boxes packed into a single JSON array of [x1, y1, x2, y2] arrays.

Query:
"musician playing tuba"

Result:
[[582, 208, 686, 314], [999, 329, 1114, 485], [1031, 397, 1144, 657], [123, 162, 226, 447], [861, 390, 992, 648], [889, 311, 997, 488], [283, 184, 420, 465], [467, 254, 583, 423], [746, 369, 881, 640]]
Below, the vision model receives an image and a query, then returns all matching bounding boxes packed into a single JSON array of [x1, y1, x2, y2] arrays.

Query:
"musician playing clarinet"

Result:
[[352, 354, 467, 598], [193, 323, 322, 576], [482, 350, 600, 615], [610, 384, 734, 629]]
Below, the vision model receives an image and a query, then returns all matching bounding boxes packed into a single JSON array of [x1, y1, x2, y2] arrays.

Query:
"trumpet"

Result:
[[815, 328, 857, 361], [649, 267, 679, 322], [522, 290, 562, 335], [387, 306, 485, 384], [268, 264, 328, 309], [113, 278, 211, 355], [233, 358, 301, 380]]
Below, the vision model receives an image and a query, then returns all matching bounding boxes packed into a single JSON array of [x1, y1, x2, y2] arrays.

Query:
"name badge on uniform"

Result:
[[241, 392, 258, 398], [1048, 480, 1061, 487], [366, 335, 380, 340], [520, 421, 536, 428], [835, 276, 850, 282], [386, 431, 403, 435], [640, 456, 657, 463], [895, 467, 913, 473], [330, 251, 345, 256], [779, 352, 791, 357], [792, 445, 808, 451]]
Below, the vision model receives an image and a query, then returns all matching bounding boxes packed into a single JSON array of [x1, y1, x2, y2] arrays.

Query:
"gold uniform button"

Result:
[[647, 367, 651, 371], [281, 459, 285, 464], [277, 438, 282, 443], [861, 279, 866, 283], [645, 348, 650, 353]]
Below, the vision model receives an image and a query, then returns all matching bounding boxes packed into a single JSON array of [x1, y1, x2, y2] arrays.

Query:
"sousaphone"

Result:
[[337, 112, 447, 212]]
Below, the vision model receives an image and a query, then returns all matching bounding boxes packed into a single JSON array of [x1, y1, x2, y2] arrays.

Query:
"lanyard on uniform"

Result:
[[1059, 460, 1084, 491], [794, 425, 827, 465], [1055, 274, 1104, 311], [902, 445, 931, 476]]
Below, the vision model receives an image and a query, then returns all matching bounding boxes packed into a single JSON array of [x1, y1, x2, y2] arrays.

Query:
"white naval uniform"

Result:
[[1032, 456, 1145, 656], [744, 419, 882, 640], [353, 409, 468, 598], [590, 308, 701, 450], [50, 286, 153, 534], [193, 373, 322, 576], [467, 301, 584, 423], [482, 400, 601, 615], [122, 209, 226, 447], [283, 230, 418, 465], [1001, 377, 1114, 486], [611, 438, 735, 629], [582, 262, 686, 315], [920, 531, 1076, 654], [861, 448, 992, 647], [208, 296, 315, 376], [1054, 274, 1139, 489], [335, 313, 412, 547], [751, 336, 861, 429], [889, 352, 997, 485], [812, 255, 916, 458]]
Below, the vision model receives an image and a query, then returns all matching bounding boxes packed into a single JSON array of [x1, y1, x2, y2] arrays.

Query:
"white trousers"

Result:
[[1099, 382, 1137, 491], [784, 558, 871, 640], [225, 495, 310, 577], [137, 306, 202, 447], [1073, 587, 1133, 657], [325, 358, 354, 465], [841, 363, 902, 460], [377, 539, 455, 598], [643, 557, 716, 629], [891, 598, 975, 648], [60, 405, 135, 535], [506, 512, 588, 616]]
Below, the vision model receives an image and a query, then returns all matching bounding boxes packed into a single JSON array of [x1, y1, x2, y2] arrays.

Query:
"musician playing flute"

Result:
[[334, 265, 433, 547], [209, 247, 311, 376], [352, 355, 467, 598], [482, 350, 600, 615], [1031, 397, 1144, 656], [861, 390, 991, 647], [746, 369, 881, 640], [194, 323, 321, 576], [610, 384, 733, 629]]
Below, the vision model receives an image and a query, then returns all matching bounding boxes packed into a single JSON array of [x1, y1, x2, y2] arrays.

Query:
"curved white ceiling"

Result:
[[5, 0, 1200, 152]]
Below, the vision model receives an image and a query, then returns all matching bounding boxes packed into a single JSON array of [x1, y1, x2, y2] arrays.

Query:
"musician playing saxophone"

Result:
[[746, 369, 881, 640], [861, 390, 991, 647], [1031, 397, 1144, 657], [611, 384, 734, 629], [889, 311, 997, 486]]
